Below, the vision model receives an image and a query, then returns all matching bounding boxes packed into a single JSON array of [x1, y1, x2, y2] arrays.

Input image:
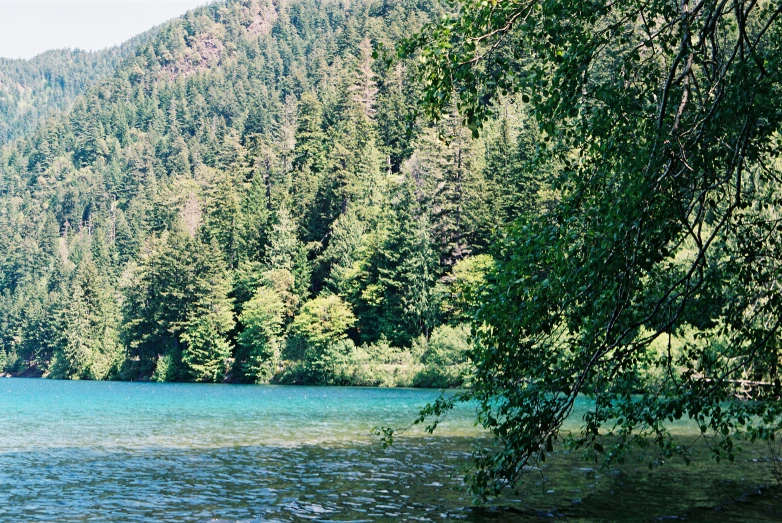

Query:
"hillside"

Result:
[[0, 33, 153, 146], [0, 0, 540, 384]]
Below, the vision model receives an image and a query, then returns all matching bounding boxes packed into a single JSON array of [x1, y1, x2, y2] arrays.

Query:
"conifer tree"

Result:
[[349, 176, 438, 345], [349, 38, 378, 121], [51, 283, 92, 379], [203, 168, 241, 267], [265, 204, 300, 272], [407, 110, 481, 264]]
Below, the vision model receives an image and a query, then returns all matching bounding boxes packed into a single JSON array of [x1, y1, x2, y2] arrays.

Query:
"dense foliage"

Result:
[[0, 33, 152, 146], [397, 0, 782, 500], [0, 0, 536, 388]]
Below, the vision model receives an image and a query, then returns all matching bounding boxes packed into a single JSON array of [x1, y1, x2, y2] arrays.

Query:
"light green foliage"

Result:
[[180, 313, 233, 383], [50, 285, 92, 380], [411, 324, 470, 388], [437, 254, 494, 323], [419, 324, 470, 367], [151, 353, 174, 382], [292, 294, 356, 350], [238, 287, 285, 383], [321, 208, 367, 295], [265, 204, 299, 272]]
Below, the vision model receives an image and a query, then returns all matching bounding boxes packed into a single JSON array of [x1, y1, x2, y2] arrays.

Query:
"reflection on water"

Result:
[[1, 379, 781, 522]]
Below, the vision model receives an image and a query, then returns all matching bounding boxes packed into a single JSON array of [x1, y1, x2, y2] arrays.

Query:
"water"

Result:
[[1, 379, 780, 522]]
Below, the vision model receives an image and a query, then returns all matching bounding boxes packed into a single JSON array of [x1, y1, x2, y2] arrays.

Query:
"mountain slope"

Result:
[[0, 33, 154, 146], [0, 0, 538, 384]]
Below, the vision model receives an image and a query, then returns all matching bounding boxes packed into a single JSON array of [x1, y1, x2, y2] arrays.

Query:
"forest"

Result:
[[0, 0, 536, 387]]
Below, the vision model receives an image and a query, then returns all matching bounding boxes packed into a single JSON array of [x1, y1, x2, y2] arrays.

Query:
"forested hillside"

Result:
[[0, 33, 153, 146], [0, 0, 539, 384]]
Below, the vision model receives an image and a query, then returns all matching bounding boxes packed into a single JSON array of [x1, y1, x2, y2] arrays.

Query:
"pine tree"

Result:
[[237, 173, 272, 263], [481, 103, 545, 227], [348, 176, 439, 346], [122, 230, 234, 380], [349, 38, 379, 120], [180, 308, 233, 383], [308, 98, 383, 245], [376, 63, 417, 173], [321, 208, 367, 296], [51, 283, 93, 379], [407, 110, 481, 265], [203, 168, 241, 267], [292, 92, 326, 173], [265, 204, 300, 272]]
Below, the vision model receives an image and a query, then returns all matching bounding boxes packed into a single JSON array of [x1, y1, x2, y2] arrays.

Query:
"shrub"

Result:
[[412, 324, 471, 388]]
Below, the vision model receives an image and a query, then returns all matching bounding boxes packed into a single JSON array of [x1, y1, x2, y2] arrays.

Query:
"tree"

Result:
[[308, 99, 383, 244], [349, 37, 379, 120], [203, 167, 241, 267], [180, 309, 233, 383], [237, 286, 285, 383], [321, 208, 367, 296], [122, 230, 234, 380], [291, 294, 356, 350], [50, 283, 93, 379], [291, 294, 357, 381], [436, 253, 494, 324], [406, 110, 481, 264], [347, 176, 439, 346], [265, 204, 300, 272], [292, 92, 326, 173], [0, 0, 468, 383], [398, 0, 782, 499]]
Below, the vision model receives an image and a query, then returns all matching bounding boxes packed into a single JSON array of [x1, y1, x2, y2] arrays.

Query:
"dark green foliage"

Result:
[[399, 0, 782, 500], [122, 229, 234, 380]]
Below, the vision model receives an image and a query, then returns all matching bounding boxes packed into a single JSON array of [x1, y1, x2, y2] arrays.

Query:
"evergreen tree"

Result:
[[265, 204, 300, 272], [348, 176, 439, 346], [349, 37, 378, 120], [122, 229, 233, 380], [179, 238, 235, 383], [407, 110, 482, 264], [50, 283, 93, 379], [203, 168, 241, 267], [0, 0, 476, 382]]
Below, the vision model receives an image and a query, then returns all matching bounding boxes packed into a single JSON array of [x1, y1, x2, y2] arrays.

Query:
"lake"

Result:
[[1, 379, 780, 522]]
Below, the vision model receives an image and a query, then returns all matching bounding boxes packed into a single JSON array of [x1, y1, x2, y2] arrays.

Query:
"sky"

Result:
[[0, 0, 211, 59]]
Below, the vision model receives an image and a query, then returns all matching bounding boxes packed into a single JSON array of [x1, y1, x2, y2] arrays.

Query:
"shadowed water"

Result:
[[1, 379, 781, 522]]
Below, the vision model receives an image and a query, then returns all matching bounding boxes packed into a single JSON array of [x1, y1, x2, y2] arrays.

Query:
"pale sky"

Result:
[[0, 0, 212, 59]]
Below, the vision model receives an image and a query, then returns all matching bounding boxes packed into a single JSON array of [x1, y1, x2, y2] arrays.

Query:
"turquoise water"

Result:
[[0, 379, 481, 450], [0, 379, 503, 522], [1, 379, 780, 522]]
